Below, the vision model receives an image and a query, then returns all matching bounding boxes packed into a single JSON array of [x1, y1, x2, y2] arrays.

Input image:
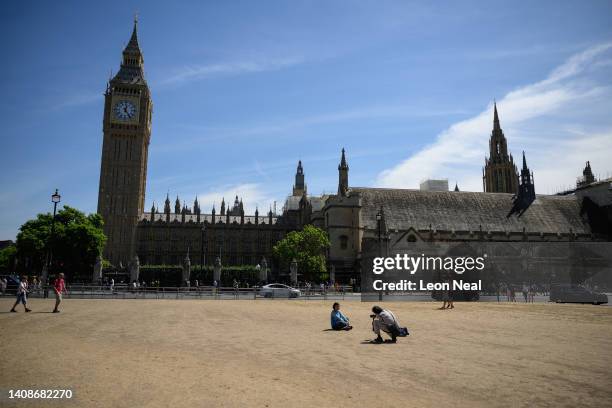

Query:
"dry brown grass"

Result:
[[1, 298, 611, 407]]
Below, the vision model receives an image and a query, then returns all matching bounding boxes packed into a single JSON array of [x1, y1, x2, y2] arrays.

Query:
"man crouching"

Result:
[[370, 305, 401, 343]]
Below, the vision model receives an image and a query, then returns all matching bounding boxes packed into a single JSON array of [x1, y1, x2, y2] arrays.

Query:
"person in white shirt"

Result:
[[370, 305, 400, 343], [10, 276, 31, 313]]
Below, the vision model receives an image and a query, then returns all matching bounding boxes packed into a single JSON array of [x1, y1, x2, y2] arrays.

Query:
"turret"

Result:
[[194, 196, 200, 215], [338, 148, 349, 197], [194, 196, 200, 222], [483, 102, 519, 193], [508, 151, 536, 217], [577, 161, 596, 188], [239, 199, 245, 223], [164, 193, 171, 222], [164, 193, 171, 214], [122, 17, 144, 69], [175, 195, 181, 214], [293, 160, 306, 196]]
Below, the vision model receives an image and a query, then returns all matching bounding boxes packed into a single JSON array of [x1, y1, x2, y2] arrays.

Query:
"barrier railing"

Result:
[[3, 284, 357, 301]]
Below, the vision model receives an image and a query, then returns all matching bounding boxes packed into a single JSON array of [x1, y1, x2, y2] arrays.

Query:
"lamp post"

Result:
[[376, 210, 382, 301], [42, 189, 61, 292], [49, 189, 61, 268]]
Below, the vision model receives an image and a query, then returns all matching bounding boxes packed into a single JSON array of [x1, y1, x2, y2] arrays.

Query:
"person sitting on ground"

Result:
[[370, 305, 401, 343], [330, 302, 353, 330]]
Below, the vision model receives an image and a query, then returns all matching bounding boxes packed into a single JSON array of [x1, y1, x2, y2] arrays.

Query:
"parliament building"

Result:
[[97, 22, 612, 282]]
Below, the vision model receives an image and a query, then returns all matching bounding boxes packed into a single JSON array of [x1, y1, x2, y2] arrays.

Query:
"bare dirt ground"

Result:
[[1, 298, 611, 408]]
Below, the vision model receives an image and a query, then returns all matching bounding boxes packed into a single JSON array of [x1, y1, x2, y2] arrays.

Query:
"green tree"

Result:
[[16, 206, 106, 280], [0, 244, 17, 272], [272, 225, 330, 282]]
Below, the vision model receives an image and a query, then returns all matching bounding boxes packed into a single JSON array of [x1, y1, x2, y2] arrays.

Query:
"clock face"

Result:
[[113, 100, 137, 120]]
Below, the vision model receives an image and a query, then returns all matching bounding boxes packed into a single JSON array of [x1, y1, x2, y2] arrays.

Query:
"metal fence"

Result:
[[1, 284, 358, 301]]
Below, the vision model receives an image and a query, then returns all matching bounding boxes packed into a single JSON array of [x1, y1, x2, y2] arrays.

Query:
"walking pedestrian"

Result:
[[233, 279, 239, 298], [10, 276, 31, 313], [52, 273, 67, 313]]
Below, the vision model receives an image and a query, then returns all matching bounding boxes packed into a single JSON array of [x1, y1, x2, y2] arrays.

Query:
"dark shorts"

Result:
[[16, 293, 27, 304]]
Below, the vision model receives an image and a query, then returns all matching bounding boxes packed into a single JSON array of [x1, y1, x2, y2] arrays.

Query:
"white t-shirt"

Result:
[[18, 281, 28, 294]]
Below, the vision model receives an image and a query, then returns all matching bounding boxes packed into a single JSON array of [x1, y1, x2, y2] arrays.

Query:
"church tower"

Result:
[[97, 18, 152, 266], [483, 103, 519, 194], [292, 160, 306, 196], [338, 148, 349, 196], [577, 161, 596, 188]]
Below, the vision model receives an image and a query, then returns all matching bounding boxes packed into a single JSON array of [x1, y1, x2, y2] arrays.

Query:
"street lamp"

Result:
[[43, 189, 61, 289], [376, 209, 382, 301]]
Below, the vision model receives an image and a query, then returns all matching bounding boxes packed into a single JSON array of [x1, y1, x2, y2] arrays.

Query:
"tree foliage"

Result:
[[16, 206, 106, 279], [272, 225, 330, 282], [0, 244, 16, 272]]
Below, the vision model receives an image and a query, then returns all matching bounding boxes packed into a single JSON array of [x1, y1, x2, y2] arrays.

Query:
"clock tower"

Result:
[[97, 18, 152, 266]]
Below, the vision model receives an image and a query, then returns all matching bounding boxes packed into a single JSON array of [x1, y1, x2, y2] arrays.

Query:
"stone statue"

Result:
[[290, 258, 298, 285], [41, 263, 49, 286], [93, 255, 103, 283], [260, 257, 268, 282], [213, 256, 222, 283], [182, 249, 191, 285], [129, 255, 140, 283]]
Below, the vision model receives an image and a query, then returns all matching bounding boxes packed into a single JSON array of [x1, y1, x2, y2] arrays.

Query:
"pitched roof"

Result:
[[124, 21, 141, 55], [111, 21, 147, 86], [352, 187, 590, 234]]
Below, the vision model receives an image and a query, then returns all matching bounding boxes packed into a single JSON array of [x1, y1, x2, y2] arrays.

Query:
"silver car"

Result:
[[260, 283, 301, 298]]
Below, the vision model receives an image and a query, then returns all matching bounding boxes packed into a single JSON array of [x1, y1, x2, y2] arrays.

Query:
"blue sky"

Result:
[[1, 0, 612, 240]]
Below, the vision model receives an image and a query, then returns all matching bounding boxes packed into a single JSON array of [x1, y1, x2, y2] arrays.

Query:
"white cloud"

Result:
[[376, 42, 612, 193], [160, 57, 304, 86]]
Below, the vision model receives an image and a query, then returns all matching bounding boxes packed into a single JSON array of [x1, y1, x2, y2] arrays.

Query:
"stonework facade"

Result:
[[97, 20, 152, 266], [97, 23, 610, 282]]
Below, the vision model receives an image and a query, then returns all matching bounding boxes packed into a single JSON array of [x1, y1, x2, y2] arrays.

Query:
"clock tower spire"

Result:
[[97, 19, 152, 266]]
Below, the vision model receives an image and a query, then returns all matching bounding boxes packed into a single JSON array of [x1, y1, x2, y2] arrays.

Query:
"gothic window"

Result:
[[340, 235, 348, 250], [407, 234, 417, 242]]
